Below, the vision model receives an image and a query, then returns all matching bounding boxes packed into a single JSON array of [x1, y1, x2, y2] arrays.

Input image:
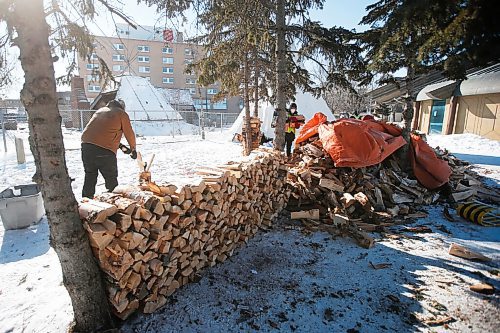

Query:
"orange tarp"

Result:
[[317, 119, 407, 168], [295, 112, 328, 145], [409, 134, 452, 190], [295, 113, 451, 189]]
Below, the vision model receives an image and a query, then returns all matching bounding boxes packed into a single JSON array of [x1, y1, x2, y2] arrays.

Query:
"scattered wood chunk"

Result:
[[452, 190, 476, 202], [392, 193, 414, 204], [341, 193, 356, 208], [470, 283, 495, 295], [448, 243, 491, 262], [291, 209, 320, 220], [423, 316, 454, 326], [403, 226, 432, 233], [354, 192, 371, 210], [369, 262, 392, 269], [319, 178, 344, 192]]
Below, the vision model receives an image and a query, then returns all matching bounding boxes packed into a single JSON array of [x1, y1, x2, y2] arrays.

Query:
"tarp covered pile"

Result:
[[295, 113, 452, 190], [286, 113, 498, 248]]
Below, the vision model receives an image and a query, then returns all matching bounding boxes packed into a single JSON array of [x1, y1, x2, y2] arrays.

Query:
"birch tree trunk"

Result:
[[243, 51, 252, 155], [7, 1, 114, 331], [273, 0, 287, 151]]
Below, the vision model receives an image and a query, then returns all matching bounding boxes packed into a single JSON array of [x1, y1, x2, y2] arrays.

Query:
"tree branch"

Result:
[[96, 0, 137, 30]]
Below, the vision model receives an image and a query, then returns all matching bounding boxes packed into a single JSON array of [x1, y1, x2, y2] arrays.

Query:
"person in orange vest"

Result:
[[284, 102, 305, 157], [81, 99, 137, 198]]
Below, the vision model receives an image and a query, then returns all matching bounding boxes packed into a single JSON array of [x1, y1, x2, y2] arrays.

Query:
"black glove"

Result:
[[119, 143, 131, 154], [130, 149, 137, 160]]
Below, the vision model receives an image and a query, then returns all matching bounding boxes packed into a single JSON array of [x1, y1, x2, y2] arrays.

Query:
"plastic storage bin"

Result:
[[0, 184, 45, 230]]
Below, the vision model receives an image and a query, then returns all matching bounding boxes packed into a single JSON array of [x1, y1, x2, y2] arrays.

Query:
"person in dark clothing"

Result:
[[284, 102, 305, 157], [81, 99, 137, 198]]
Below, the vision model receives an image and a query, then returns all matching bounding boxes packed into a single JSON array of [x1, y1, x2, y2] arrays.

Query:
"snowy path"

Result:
[[0, 129, 499, 333]]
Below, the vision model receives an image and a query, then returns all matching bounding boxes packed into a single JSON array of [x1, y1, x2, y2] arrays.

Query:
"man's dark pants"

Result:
[[285, 132, 295, 157], [81, 143, 118, 198]]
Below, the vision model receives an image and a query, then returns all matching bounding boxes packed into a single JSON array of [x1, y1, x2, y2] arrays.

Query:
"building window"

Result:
[[162, 47, 173, 54], [162, 77, 174, 84], [184, 48, 193, 56], [90, 53, 98, 60], [185, 78, 196, 85], [162, 57, 174, 64], [86, 74, 100, 82], [113, 43, 124, 50], [138, 66, 150, 73], [112, 54, 125, 61], [112, 64, 125, 71], [162, 67, 174, 74], [207, 88, 218, 95], [212, 99, 227, 110], [189, 88, 197, 95], [184, 59, 193, 64], [138, 56, 150, 63], [86, 63, 99, 70], [88, 85, 101, 92], [137, 45, 150, 52]]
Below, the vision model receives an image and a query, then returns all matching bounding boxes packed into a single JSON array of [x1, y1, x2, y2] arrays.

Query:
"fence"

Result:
[[59, 109, 240, 137]]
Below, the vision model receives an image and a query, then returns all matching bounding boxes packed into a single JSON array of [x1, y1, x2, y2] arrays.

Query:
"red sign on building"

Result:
[[163, 29, 174, 42]]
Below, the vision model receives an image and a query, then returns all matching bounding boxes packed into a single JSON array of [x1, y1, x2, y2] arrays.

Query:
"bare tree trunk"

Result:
[[253, 51, 259, 118], [273, 0, 287, 151], [399, 64, 415, 170], [8, 1, 114, 331], [243, 51, 252, 155]]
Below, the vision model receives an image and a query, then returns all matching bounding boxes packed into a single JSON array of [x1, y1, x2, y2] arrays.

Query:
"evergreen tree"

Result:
[[417, 0, 500, 80], [360, 0, 499, 166], [148, 0, 365, 152]]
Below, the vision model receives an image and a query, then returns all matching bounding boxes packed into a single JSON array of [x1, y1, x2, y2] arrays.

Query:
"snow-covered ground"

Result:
[[0, 123, 244, 199], [0, 128, 499, 333], [427, 133, 500, 187]]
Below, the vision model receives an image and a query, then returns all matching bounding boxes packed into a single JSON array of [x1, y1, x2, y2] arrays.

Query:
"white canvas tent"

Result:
[[229, 90, 335, 139], [116, 76, 183, 121], [112, 76, 198, 136]]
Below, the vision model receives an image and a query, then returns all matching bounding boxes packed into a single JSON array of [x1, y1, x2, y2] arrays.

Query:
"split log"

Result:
[[78, 199, 117, 223], [448, 243, 491, 261], [319, 178, 344, 192], [291, 209, 320, 220]]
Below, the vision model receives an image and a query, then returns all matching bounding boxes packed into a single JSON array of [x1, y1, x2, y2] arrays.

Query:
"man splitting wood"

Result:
[[81, 99, 137, 198], [284, 102, 305, 157]]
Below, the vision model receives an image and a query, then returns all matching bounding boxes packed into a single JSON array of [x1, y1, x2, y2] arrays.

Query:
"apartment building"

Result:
[[77, 23, 241, 114]]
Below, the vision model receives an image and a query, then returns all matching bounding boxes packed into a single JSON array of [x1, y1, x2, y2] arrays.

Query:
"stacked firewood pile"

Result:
[[242, 116, 263, 150], [286, 138, 499, 247], [78, 149, 290, 319]]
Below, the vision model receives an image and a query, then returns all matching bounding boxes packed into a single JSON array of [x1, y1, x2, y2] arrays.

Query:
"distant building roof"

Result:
[[458, 64, 500, 96], [416, 63, 500, 101], [368, 63, 500, 105]]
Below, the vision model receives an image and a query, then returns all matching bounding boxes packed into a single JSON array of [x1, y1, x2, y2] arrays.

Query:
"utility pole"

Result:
[[201, 88, 206, 140], [1, 109, 6, 152]]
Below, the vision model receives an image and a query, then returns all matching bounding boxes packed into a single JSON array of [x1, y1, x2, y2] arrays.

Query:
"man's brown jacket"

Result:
[[82, 105, 136, 153]]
